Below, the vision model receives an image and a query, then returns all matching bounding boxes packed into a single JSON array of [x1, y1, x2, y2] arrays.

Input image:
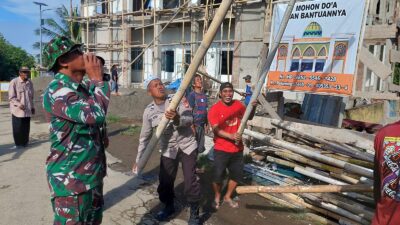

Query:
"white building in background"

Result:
[[80, 0, 267, 89]]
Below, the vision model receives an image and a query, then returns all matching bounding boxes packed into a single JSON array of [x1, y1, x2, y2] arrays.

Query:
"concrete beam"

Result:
[[359, 47, 392, 80], [364, 24, 397, 40]]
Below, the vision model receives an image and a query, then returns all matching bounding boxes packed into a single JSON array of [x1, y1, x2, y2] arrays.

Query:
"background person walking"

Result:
[[8, 66, 35, 148]]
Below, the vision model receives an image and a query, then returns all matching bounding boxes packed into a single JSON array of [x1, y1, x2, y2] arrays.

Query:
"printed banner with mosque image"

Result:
[[268, 0, 366, 96]]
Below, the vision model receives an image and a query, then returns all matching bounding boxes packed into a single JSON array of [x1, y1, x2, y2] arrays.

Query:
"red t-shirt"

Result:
[[372, 122, 400, 225], [208, 100, 246, 153]]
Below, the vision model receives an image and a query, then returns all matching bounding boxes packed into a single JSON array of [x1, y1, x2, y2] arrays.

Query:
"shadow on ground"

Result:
[[0, 139, 48, 163]]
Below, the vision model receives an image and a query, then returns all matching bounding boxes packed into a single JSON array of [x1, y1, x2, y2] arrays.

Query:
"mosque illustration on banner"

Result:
[[273, 21, 355, 75]]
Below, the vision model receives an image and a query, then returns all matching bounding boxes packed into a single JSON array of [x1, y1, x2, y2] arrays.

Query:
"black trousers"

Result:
[[194, 125, 206, 153], [12, 115, 30, 146], [157, 150, 201, 205]]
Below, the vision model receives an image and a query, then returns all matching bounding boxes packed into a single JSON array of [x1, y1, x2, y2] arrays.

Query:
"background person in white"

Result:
[[8, 66, 35, 148]]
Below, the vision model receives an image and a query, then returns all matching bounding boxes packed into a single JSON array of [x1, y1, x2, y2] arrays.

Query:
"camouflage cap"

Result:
[[44, 36, 82, 71]]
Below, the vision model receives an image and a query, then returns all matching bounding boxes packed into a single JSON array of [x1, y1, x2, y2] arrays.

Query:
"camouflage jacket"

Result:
[[43, 73, 110, 197]]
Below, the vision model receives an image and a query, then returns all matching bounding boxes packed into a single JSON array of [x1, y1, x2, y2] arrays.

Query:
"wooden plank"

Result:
[[257, 95, 282, 120], [353, 91, 400, 100], [247, 116, 374, 151], [364, 24, 397, 40], [359, 47, 392, 80]]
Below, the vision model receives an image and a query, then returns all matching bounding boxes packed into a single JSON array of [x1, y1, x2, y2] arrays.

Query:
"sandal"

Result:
[[223, 198, 239, 208], [212, 199, 221, 209]]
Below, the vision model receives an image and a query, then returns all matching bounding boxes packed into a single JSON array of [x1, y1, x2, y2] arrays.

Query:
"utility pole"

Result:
[[34, 1, 48, 72]]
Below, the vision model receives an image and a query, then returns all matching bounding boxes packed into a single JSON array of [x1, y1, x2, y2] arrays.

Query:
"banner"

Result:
[[0, 82, 10, 92], [268, 0, 366, 96]]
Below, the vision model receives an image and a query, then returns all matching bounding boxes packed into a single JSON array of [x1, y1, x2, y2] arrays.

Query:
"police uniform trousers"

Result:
[[157, 149, 201, 205], [12, 115, 30, 146]]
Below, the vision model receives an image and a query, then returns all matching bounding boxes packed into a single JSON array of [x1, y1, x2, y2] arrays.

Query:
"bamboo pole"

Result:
[[272, 121, 374, 162], [274, 151, 344, 174], [279, 193, 361, 225], [136, 0, 235, 173], [318, 193, 375, 220], [243, 129, 374, 178], [266, 156, 297, 168], [237, 184, 373, 194], [294, 167, 347, 185], [236, 0, 296, 140], [330, 172, 359, 185], [257, 193, 339, 225]]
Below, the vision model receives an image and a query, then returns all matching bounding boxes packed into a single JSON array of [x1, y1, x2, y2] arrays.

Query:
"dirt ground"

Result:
[[105, 118, 316, 225]]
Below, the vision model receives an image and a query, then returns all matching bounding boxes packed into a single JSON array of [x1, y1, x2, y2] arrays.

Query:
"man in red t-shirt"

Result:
[[208, 82, 256, 209], [372, 122, 400, 225]]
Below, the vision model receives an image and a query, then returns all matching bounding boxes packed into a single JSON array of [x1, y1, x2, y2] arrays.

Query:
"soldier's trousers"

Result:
[[51, 184, 104, 225], [158, 150, 201, 205], [12, 115, 30, 146]]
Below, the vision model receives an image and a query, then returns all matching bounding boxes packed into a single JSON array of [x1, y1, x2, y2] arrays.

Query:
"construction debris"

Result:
[[237, 121, 376, 225]]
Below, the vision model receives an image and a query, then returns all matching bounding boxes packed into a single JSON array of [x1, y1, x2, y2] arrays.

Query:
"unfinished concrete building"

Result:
[[79, 0, 269, 90], [78, 0, 400, 126]]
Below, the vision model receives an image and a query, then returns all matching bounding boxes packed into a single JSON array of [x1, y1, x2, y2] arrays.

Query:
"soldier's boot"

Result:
[[188, 202, 201, 225], [155, 203, 175, 221]]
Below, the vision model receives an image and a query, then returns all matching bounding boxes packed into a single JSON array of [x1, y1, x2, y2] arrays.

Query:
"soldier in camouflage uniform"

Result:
[[42, 36, 110, 225], [133, 77, 201, 225]]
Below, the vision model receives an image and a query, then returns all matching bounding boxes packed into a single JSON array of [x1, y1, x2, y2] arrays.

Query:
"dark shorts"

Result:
[[213, 150, 244, 183], [51, 184, 104, 225]]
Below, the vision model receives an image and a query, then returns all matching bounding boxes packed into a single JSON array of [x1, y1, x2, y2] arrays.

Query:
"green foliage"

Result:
[[121, 125, 142, 136], [106, 115, 122, 124], [0, 34, 36, 81], [33, 5, 82, 67], [393, 63, 400, 85]]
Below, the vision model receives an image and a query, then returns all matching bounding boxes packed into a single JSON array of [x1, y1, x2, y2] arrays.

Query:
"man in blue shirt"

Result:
[[243, 75, 253, 106], [187, 74, 208, 153]]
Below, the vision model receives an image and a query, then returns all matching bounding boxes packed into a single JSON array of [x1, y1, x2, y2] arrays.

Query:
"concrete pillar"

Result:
[[190, 12, 199, 56], [153, 23, 162, 77], [232, 6, 242, 88], [154, 0, 163, 9], [122, 0, 131, 87]]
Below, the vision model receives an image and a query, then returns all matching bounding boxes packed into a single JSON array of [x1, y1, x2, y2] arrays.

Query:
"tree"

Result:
[[33, 5, 81, 67], [0, 34, 36, 81]]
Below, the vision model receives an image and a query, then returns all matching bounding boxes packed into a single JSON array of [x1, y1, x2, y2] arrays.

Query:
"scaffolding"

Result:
[[72, 0, 271, 87]]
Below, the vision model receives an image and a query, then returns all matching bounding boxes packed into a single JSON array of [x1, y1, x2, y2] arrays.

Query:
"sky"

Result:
[[0, 0, 79, 57]]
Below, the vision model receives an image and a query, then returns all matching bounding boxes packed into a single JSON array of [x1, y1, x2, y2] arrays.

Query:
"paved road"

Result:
[[0, 105, 188, 225]]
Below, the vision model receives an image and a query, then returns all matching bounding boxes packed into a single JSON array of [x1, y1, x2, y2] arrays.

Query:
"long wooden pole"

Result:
[[236, 0, 296, 140], [236, 184, 373, 194], [136, 0, 234, 173]]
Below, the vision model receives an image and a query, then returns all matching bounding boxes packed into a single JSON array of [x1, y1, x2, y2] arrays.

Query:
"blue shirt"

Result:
[[187, 91, 208, 126], [244, 84, 252, 106]]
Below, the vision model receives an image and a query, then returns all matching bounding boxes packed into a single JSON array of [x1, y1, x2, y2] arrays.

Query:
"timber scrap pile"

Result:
[[237, 117, 375, 225]]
